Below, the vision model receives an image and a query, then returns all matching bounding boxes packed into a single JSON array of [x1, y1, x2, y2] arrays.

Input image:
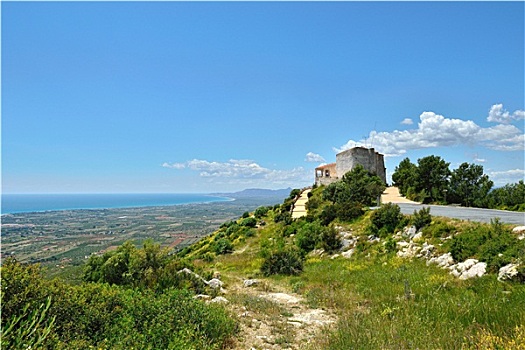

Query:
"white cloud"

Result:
[[305, 152, 326, 163], [488, 169, 525, 186], [487, 104, 525, 124], [335, 109, 524, 157], [401, 118, 413, 125], [162, 162, 186, 169], [162, 158, 312, 187]]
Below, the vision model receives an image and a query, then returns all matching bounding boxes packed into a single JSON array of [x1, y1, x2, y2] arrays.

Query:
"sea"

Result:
[[1, 193, 233, 214]]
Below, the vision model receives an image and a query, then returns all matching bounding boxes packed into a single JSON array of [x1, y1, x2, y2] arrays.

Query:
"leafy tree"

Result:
[[416, 155, 451, 203], [448, 162, 493, 207], [488, 180, 525, 211], [323, 165, 385, 206], [342, 165, 385, 206], [392, 157, 418, 196]]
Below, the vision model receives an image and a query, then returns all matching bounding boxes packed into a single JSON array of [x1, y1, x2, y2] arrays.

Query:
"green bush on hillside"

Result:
[[412, 207, 432, 230], [369, 203, 403, 237], [2, 258, 237, 349], [448, 219, 524, 272], [260, 247, 304, 276]]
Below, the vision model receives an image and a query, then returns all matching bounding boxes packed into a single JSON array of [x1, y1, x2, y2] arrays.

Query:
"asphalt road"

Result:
[[394, 203, 525, 225]]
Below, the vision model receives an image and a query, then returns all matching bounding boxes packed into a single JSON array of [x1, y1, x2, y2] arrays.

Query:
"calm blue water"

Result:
[[1, 193, 233, 214]]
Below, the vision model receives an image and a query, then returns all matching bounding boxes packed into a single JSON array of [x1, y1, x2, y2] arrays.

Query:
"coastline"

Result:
[[1, 193, 234, 215]]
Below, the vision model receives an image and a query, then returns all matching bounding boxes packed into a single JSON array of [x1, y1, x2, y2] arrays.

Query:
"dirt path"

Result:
[[226, 280, 336, 349], [381, 186, 418, 204]]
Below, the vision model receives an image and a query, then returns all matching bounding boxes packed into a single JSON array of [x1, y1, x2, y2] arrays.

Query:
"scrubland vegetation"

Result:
[[2, 163, 524, 349]]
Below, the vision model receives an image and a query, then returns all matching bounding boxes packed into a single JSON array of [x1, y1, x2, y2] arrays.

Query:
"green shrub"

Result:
[[320, 226, 342, 253], [319, 204, 337, 225], [274, 211, 292, 225], [412, 207, 432, 230], [260, 247, 304, 276], [336, 201, 364, 222], [369, 203, 403, 236], [295, 221, 326, 254], [384, 236, 397, 253], [1, 260, 237, 349], [448, 219, 524, 272], [240, 217, 257, 228], [213, 238, 233, 255], [422, 220, 455, 238], [254, 206, 270, 218]]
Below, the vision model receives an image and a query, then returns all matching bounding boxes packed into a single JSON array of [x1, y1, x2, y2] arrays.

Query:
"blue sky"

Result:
[[2, 1, 524, 193]]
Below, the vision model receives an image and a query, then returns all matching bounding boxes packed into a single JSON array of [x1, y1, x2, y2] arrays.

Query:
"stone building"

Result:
[[315, 147, 386, 186]]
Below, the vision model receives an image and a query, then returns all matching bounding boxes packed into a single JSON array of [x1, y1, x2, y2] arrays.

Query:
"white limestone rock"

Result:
[[427, 253, 454, 268], [403, 226, 417, 239], [243, 279, 259, 287], [207, 278, 224, 289], [459, 262, 487, 280], [417, 243, 435, 258], [412, 232, 423, 242], [397, 241, 410, 248], [342, 249, 355, 259], [512, 226, 525, 234], [209, 296, 229, 304], [498, 263, 520, 281], [397, 242, 421, 258], [449, 259, 487, 280]]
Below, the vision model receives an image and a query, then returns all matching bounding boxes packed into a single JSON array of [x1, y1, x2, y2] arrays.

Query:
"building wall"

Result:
[[335, 147, 386, 183], [314, 163, 337, 186]]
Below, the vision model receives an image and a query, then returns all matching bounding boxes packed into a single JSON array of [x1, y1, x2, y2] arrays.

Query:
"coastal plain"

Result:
[[1, 195, 282, 278]]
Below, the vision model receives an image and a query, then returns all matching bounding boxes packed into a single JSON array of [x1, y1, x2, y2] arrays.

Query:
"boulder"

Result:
[[243, 279, 259, 288], [209, 296, 229, 304], [449, 259, 487, 279], [498, 263, 520, 281], [459, 262, 487, 280], [412, 232, 423, 242], [368, 235, 380, 243], [512, 226, 525, 234], [341, 238, 356, 249], [397, 242, 421, 258], [427, 253, 454, 268], [403, 226, 417, 239], [207, 278, 223, 289], [417, 243, 435, 258], [342, 249, 354, 259]]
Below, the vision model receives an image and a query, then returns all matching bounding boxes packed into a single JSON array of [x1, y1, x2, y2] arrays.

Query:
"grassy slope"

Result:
[[182, 198, 525, 349]]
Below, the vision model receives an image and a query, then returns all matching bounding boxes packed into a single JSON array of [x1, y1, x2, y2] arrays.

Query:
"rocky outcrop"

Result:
[[449, 259, 487, 280], [498, 263, 521, 281]]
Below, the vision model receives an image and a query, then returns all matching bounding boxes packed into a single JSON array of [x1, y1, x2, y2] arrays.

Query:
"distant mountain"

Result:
[[211, 188, 292, 199]]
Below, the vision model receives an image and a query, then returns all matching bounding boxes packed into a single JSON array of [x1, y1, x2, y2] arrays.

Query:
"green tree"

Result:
[[488, 180, 525, 211], [448, 162, 493, 207], [323, 165, 385, 206], [416, 155, 451, 203], [343, 165, 385, 206], [391, 157, 418, 196]]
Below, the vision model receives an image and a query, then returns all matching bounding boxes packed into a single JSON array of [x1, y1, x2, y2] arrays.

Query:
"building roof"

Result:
[[315, 163, 336, 170]]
